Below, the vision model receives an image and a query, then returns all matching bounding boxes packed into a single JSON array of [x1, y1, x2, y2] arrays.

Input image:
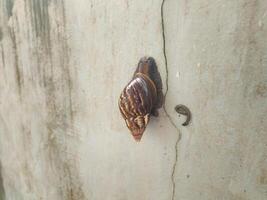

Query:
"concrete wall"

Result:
[[0, 0, 266, 199]]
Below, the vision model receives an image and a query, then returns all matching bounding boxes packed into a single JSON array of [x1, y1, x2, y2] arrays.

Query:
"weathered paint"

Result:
[[0, 0, 266, 200]]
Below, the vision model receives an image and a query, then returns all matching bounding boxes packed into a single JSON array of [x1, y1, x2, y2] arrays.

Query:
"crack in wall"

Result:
[[161, 0, 181, 200]]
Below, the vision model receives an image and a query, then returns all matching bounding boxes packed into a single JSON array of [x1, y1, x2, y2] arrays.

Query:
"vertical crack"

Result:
[[161, 0, 181, 200]]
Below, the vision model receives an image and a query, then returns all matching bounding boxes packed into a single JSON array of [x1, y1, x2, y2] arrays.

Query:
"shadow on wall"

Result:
[[0, 163, 5, 200]]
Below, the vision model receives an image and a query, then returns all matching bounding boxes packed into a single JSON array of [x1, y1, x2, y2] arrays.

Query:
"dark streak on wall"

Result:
[[3, 0, 24, 100], [5, 0, 14, 18], [0, 162, 5, 200], [1, 0, 84, 199], [9, 25, 22, 100], [26, 1, 84, 199], [0, 28, 3, 41], [29, 0, 51, 50], [1, 45, 5, 71]]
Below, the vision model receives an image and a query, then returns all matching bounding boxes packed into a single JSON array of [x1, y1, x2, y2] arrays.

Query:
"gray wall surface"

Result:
[[0, 0, 266, 199]]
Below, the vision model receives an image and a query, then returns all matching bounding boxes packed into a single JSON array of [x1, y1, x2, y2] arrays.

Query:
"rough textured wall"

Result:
[[0, 0, 266, 200]]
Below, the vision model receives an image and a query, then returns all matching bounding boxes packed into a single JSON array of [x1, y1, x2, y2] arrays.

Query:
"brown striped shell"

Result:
[[118, 57, 163, 141]]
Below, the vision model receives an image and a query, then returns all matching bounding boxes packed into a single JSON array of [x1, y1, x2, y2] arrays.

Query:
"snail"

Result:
[[118, 57, 163, 141]]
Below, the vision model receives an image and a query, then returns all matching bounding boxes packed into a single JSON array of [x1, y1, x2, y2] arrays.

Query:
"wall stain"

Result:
[[5, 0, 14, 18], [0, 30, 6, 81], [45, 120, 85, 200], [1, 45, 6, 70], [28, 0, 51, 50], [255, 82, 267, 98], [3, 0, 23, 98], [32, 0, 84, 198], [235, 0, 267, 105], [0, 28, 3, 41], [8, 22, 23, 100], [0, 162, 6, 200], [60, 0, 74, 122], [3, 0, 82, 198], [258, 169, 267, 185], [20, 125, 34, 193], [63, 163, 85, 200]]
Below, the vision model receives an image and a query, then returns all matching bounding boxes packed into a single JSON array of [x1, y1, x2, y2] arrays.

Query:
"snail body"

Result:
[[118, 57, 163, 141]]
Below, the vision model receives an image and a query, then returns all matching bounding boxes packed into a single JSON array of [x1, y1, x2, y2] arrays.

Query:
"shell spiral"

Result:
[[118, 57, 163, 141]]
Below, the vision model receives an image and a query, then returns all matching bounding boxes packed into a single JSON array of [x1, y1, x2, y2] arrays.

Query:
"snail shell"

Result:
[[118, 57, 163, 141]]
